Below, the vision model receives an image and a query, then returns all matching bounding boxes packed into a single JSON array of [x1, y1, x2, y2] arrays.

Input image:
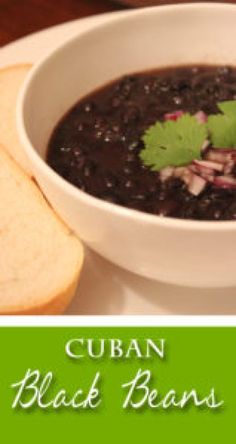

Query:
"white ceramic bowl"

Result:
[[17, 3, 236, 287]]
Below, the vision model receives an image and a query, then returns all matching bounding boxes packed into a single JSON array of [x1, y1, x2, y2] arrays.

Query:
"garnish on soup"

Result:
[[47, 65, 236, 221], [139, 100, 236, 197], [207, 100, 236, 147], [140, 113, 207, 170]]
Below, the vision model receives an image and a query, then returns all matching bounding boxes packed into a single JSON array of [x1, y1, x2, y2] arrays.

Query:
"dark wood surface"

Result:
[[1, 1, 235, 47], [115, 0, 235, 6], [0, 0, 129, 47]]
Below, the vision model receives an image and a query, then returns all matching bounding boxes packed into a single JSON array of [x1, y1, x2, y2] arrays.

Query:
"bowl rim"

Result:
[[17, 2, 236, 232]]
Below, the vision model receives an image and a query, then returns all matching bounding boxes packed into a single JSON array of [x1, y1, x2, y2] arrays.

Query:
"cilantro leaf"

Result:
[[140, 114, 207, 171], [207, 100, 236, 148], [218, 100, 236, 115]]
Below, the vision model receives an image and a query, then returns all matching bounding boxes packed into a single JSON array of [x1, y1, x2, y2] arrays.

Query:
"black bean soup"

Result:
[[47, 65, 236, 221]]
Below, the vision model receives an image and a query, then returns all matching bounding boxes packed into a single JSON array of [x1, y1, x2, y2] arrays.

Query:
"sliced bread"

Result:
[[0, 144, 84, 314], [0, 64, 32, 174], [0, 65, 84, 314]]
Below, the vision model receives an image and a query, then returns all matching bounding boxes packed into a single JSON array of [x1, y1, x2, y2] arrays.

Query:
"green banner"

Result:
[[0, 327, 234, 441]]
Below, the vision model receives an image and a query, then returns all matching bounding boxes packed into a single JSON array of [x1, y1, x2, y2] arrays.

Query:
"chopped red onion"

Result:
[[213, 175, 236, 188], [159, 166, 175, 182], [164, 110, 184, 121], [188, 174, 207, 196], [193, 159, 223, 172], [206, 149, 235, 163], [182, 169, 192, 186], [157, 108, 236, 194], [157, 122, 236, 193], [173, 166, 192, 186], [194, 110, 208, 124], [176, 166, 208, 195], [209, 148, 236, 154], [224, 160, 235, 175], [189, 165, 214, 182], [174, 167, 187, 179]]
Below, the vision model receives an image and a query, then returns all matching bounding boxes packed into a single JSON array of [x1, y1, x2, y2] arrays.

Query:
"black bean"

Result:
[[124, 179, 135, 189], [83, 161, 95, 177], [126, 153, 136, 163], [123, 166, 133, 175], [128, 141, 139, 152], [84, 102, 94, 113], [173, 96, 182, 105], [77, 123, 84, 132], [60, 146, 71, 153], [104, 175, 117, 189], [100, 193, 119, 204], [131, 193, 146, 201]]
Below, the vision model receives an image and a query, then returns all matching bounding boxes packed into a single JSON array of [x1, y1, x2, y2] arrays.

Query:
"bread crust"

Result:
[[0, 64, 84, 315], [0, 265, 83, 315], [0, 64, 33, 174], [0, 64, 32, 74]]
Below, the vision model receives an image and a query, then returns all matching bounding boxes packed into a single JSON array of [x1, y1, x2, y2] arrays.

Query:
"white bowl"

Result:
[[17, 3, 236, 287]]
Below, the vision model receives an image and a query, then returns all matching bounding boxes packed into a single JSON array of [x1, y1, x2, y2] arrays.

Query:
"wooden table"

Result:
[[1, 1, 234, 47], [0, 0, 129, 47]]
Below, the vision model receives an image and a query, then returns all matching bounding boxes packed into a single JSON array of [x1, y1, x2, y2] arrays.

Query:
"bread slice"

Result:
[[0, 65, 32, 174], [0, 65, 84, 314], [0, 144, 84, 314]]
